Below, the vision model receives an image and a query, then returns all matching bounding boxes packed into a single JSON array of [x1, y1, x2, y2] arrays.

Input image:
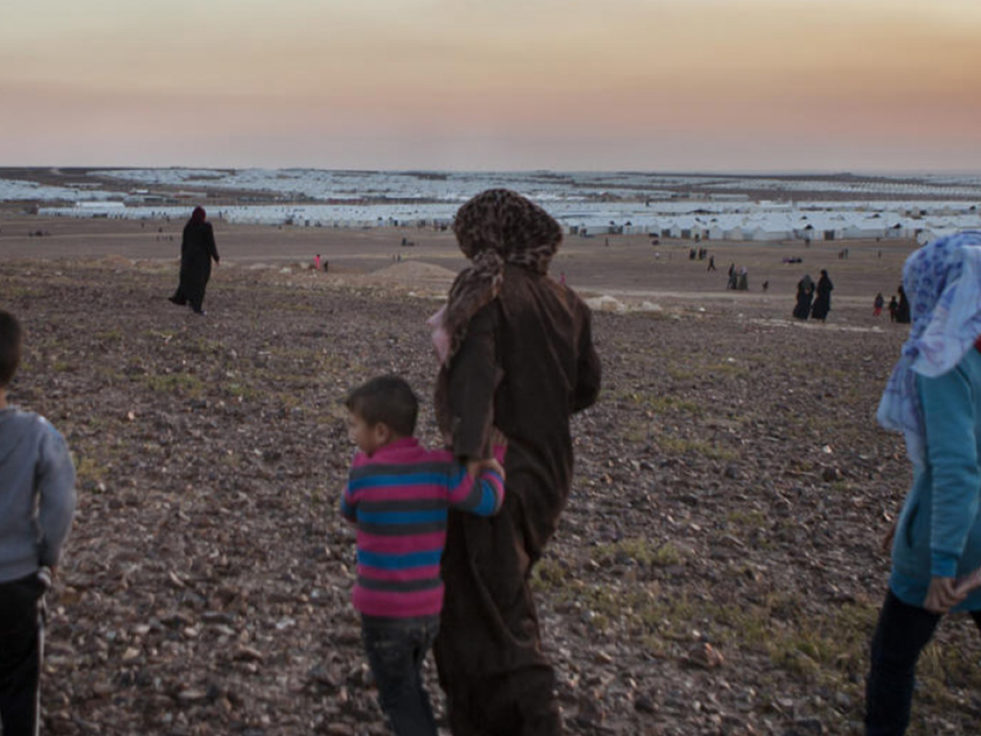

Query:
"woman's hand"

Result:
[[924, 577, 965, 614], [881, 518, 897, 554]]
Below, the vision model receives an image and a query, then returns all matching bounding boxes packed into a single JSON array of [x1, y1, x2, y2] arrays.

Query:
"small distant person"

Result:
[[811, 269, 833, 321], [707, 255, 716, 271], [762, 280, 769, 293], [896, 284, 912, 324], [737, 266, 748, 291], [866, 231, 981, 734], [323, 259, 329, 273], [341, 376, 505, 736], [727, 267, 738, 290], [888, 295, 899, 322], [794, 274, 815, 320], [169, 206, 219, 315], [314, 254, 321, 271], [874, 292, 885, 317], [0, 311, 76, 736]]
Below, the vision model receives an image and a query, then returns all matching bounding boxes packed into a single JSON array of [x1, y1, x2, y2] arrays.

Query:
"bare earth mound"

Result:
[[356, 260, 458, 293]]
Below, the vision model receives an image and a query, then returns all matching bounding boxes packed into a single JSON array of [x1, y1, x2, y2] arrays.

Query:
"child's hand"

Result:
[[924, 577, 965, 614]]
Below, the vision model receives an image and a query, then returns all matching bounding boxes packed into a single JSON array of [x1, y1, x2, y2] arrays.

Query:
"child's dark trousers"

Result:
[[0, 574, 46, 736], [866, 590, 981, 735], [362, 615, 439, 736]]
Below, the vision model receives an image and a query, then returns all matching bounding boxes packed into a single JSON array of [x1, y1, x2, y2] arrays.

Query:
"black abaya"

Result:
[[171, 219, 219, 312], [793, 276, 814, 320], [811, 273, 833, 320]]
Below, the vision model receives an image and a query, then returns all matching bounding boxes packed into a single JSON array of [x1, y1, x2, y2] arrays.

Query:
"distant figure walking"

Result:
[[169, 206, 219, 315], [737, 266, 748, 291], [793, 274, 815, 320], [707, 255, 716, 271], [896, 285, 911, 324], [314, 253, 321, 271], [811, 269, 833, 321], [874, 292, 885, 317], [888, 295, 899, 322]]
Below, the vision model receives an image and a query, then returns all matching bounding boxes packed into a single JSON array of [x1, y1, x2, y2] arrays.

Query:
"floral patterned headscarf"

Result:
[[432, 189, 562, 362], [877, 230, 981, 466]]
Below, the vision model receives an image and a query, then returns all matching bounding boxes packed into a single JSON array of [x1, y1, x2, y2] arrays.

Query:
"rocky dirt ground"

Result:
[[2, 257, 980, 736]]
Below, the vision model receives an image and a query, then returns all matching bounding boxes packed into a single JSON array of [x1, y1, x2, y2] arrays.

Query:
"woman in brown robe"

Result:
[[431, 189, 601, 735]]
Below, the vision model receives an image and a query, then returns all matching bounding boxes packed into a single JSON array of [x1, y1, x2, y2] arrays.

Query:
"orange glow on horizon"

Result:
[[2, 0, 980, 170]]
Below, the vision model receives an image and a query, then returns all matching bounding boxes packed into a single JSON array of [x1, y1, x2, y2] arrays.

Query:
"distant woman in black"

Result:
[[896, 284, 911, 324], [793, 274, 815, 320], [169, 206, 219, 315], [811, 269, 833, 321]]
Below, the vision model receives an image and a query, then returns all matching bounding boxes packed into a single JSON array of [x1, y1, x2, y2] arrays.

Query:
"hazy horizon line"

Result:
[[3, 164, 981, 179]]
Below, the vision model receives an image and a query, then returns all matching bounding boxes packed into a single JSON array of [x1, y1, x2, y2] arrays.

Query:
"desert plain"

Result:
[[1, 213, 979, 735]]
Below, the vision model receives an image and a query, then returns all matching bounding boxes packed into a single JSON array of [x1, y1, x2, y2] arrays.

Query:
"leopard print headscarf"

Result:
[[442, 189, 563, 360]]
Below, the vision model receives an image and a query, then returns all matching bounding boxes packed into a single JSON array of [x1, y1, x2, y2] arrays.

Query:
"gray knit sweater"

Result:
[[0, 407, 76, 583]]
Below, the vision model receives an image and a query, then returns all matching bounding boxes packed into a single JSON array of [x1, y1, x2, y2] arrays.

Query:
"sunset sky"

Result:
[[2, 0, 980, 172]]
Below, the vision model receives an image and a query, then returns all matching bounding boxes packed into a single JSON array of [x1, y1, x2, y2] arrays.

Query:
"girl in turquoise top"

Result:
[[866, 231, 981, 735]]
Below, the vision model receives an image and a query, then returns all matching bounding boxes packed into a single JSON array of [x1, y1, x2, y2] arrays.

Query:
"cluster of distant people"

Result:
[[874, 286, 911, 323], [793, 270, 834, 321], [726, 262, 750, 291]]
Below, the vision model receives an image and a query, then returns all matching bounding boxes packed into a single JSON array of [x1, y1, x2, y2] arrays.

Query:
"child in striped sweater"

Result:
[[341, 375, 504, 736]]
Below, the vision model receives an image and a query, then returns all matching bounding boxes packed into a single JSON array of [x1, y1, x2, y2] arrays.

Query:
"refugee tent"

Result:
[[748, 226, 792, 241]]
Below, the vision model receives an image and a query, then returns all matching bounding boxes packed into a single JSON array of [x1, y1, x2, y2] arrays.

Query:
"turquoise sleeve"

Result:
[[919, 367, 981, 577]]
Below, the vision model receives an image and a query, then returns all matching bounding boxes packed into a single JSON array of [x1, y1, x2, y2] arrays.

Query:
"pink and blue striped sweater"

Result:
[[341, 437, 505, 619]]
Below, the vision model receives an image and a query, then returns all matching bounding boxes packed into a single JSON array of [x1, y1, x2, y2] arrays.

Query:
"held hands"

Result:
[[924, 577, 965, 614], [466, 457, 506, 482]]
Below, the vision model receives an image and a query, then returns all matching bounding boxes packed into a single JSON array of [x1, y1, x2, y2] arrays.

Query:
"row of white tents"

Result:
[[43, 199, 980, 245], [576, 208, 979, 243]]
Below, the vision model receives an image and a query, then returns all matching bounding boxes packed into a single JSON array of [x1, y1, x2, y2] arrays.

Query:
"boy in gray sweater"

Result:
[[0, 310, 76, 736]]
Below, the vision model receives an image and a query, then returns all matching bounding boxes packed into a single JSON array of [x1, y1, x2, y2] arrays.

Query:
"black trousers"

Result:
[[0, 574, 45, 736], [866, 590, 981, 735], [362, 616, 439, 736]]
